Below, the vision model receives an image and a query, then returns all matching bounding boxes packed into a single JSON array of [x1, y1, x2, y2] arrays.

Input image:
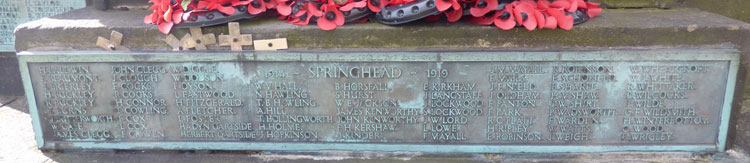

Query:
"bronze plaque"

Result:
[[0, 0, 86, 51], [19, 51, 738, 152]]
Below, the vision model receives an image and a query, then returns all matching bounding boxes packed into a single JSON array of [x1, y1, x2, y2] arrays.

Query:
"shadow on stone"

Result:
[[0, 96, 27, 114]]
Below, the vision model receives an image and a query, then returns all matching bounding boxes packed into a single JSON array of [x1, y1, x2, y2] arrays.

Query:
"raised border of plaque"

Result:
[[18, 50, 739, 153]]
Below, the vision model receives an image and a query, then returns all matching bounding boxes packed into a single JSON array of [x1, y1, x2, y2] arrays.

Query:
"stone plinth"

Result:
[[13, 6, 750, 153]]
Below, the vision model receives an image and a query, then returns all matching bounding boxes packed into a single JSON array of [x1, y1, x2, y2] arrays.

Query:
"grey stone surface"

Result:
[[0, 52, 23, 95]]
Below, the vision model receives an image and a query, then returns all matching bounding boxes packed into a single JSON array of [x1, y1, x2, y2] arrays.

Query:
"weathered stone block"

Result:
[[682, 0, 750, 24]]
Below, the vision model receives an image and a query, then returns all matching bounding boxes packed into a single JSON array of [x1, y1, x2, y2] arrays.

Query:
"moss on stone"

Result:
[[595, 0, 676, 9], [682, 0, 750, 23]]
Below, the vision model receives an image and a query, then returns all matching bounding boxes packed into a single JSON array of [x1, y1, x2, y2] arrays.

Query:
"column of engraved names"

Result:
[[327, 65, 419, 142], [621, 64, 712, 142], [547, 64, 616, 142], [40, 65, 115, 140], [486, 65, 544, 142], [256, 68, 326, 141], [173, 65, 254, 139], [0, 0, 20, 45], [422, 67, 481, 142], [112, 65, 167, 139], [25, 0, 78, 18]]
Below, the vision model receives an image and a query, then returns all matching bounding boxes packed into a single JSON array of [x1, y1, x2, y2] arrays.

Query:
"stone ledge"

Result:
[[11, 5, 750, 154], [14, 7, 750, 52], [597, 0, 677, 8]]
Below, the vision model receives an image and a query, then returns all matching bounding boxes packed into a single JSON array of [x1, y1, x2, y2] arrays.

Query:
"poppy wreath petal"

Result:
[[576, 0, 586, 9], [445, 8, 462, 22], [493, 6, 515, 30], [470, 0, 497, 17], [354, 0, 367, 8], [248, 0, 267, 14], [308, 2, 323, 16], [266, 0, 278, 9], [318, 15, 338, 30], [367, 0, 379, 12], [333, 10, 346, 26], [547, 8, 572, 30], [467, 11, 497, 25], [451, 0, 460, 10], [172, 9, 183, 24], [295, 9, 308, 17], [285, 17, 300, 24], [341, 2, 356, 11], [333, 8, 345, 26], [586, 2, 601, 18], [567, 0, 578, 12], [537, 0, 550, 9], [158, 21, 174, 34], [436, 0, 454, 11], [145, 13, 154, 24], [550, 0, 569, 9], [160, 0, 170, 11], [277, 0, 293, 15], [513, 3, 536, 30], [586, 1, 600, 8], [218, 6, 236, 15], [533, 9, 545, 29], [543, 15, 557, 29], [152, 11, 161, 24], [587, 7, 601, 18], [234, 0, 251, 6]]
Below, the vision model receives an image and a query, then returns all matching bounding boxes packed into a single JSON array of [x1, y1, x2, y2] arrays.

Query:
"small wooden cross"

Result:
[[218, 22, 252, 51], [184, 27, 216, 50], [96, 30, 129, 51], [165, 34, 190, 51], [253, 38, 288, 51]]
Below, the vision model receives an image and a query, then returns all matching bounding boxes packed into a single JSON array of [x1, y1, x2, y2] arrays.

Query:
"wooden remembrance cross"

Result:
[[219, 22, 253, 51]]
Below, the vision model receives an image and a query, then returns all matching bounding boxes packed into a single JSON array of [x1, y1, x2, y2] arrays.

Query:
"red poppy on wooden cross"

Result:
[[96, 30, 129, 51], [218, 22, 253, 51]]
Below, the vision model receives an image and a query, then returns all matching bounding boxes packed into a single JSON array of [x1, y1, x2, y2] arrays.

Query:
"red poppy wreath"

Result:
[[145, 0, 601, 34]]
